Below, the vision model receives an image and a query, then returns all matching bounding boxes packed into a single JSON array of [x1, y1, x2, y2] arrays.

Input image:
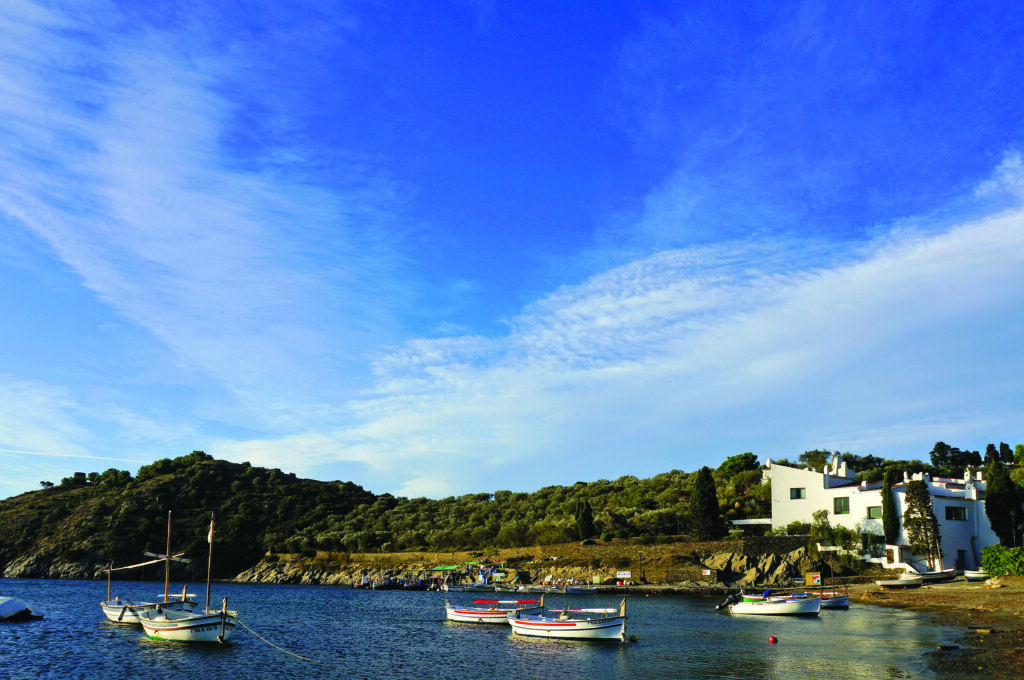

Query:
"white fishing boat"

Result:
[[100, 585, 196, 624], [508, 599, 627, 641], [964, 569, 989, 582], [138, 598, 237, 642], [718, 593, 821, 616], [138, 514, 238, 643], [819, 590, 850, 609], [99, 511, 196, 624], [445, 598, 543, 624]]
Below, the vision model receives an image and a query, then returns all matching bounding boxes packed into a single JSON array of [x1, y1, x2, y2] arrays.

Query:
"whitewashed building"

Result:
[[764, 454, 1000, 571]]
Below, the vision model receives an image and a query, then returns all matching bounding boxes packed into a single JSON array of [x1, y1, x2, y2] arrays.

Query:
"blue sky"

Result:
[[1, 0, 1023, 501]]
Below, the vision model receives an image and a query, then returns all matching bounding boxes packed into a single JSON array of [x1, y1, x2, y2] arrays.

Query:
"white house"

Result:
[[764, 453, 1001, 571]]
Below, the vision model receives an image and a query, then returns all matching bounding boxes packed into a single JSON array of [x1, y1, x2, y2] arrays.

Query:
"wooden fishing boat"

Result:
[[875, 574, 923, 590], [444, 598, 543, 624], [721, 594, 821, 616], [819, 589, 850, 609], [508, 599, 627, 641], [99, 511, 196, 624], [138, 514, 238, 643], [138, 598, 237, 642], [916, 568, 956, 583], [964, 569, 989, 582]]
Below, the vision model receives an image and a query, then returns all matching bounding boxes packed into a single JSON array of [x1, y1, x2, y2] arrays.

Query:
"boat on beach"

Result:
[[445, 598, 543, 624], [964, 569, 989, 582], [908, 567, 956, 583], [875, 574, 923, 590], [508, 599, 627, 641]]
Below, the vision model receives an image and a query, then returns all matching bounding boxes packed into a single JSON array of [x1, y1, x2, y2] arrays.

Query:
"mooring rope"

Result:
[[233, 616, 318, 662]]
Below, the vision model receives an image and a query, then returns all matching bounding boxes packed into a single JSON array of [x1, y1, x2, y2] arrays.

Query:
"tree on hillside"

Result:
[[881, 467, 900, 544], [688, 466, 724, 541], [985, 460, 1024, 548], [903, 480, 942, 569], [574, 498, 596, 540], [717, 452, 759, 478]]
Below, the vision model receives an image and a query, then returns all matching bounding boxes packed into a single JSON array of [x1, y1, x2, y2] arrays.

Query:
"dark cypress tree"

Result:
[[985, 460, 1024, 547], [574, 498, 596, 540], [903, 479, 942, 569], [688, 466, 724, 541], [881, 467, 900, 544]]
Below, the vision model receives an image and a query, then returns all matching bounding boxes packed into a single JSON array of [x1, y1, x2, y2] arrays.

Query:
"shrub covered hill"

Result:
[[0, 450, 775, 580], [2, 443, 1017, 581]]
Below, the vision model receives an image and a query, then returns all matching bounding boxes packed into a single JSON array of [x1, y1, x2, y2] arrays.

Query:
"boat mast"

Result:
[[164, 511, 172, 603], [205, 513, 214, 614]]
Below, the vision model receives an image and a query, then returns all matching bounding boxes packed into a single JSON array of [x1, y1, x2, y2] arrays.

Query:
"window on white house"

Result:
[[945, 506, 967, 521], [867, 506, 882, 519], [834, 497, 850, 514], [790, 488, 806, 499]]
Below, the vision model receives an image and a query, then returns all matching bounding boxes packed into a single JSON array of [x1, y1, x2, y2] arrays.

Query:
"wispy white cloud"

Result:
[[0, 1, 411, 427], [218, 173, 1023, 496]]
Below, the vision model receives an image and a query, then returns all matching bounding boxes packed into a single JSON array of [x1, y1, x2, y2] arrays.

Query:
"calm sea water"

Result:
[[0, 578, 955, 680]]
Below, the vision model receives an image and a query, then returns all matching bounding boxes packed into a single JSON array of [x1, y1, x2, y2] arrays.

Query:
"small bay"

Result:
[[1, 578, 955, 679]]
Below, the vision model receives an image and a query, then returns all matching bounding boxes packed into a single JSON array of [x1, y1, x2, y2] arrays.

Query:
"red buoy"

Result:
[[769, 636, 778, 644]]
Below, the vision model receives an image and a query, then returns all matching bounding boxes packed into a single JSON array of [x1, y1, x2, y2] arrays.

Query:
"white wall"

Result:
[[766, 459, 1001, 571]]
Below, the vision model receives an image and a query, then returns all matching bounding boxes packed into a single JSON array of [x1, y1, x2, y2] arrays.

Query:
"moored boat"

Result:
[[0, 596, 43, 621], [445, 598, 542, 624], [508, 599, 627, 641], [719, 594, 821, 616], [138, 514, 238, 643], [99, 511, 196, 624], [819, 589, 850, 609], [138, 599, 237, 642], [564, 586, 598, 594]]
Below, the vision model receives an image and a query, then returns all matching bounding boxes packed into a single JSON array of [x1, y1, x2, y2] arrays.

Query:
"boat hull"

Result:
[[508, 614, 626, 640], [964, 570, 989, 582], [729, 597, 821, 616], [919, 569, 956, 583], [875, 576, 922, 589], [820, 594, 849, 609], [138, 609, 237, 642]]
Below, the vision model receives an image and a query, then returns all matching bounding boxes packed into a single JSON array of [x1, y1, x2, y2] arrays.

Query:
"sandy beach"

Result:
[[848, 575, 1024, 679]]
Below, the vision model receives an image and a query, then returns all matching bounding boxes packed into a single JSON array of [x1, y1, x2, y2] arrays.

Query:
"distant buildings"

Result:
[[764, 454, 1000, 571]]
